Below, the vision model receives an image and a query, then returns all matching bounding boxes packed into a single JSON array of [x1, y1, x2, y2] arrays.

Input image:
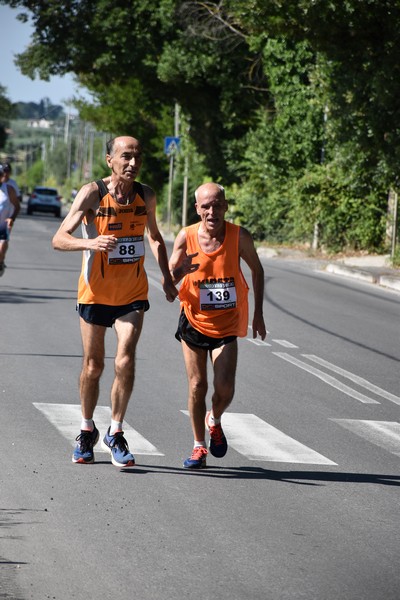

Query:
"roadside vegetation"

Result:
[[0, 0, 398, 257]]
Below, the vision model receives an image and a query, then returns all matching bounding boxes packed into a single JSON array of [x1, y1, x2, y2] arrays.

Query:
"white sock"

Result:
[[81, 418, 94, 431], [110, 419, 123, 435], [209, 411, 221, 425], [194, 440, 206, 448]]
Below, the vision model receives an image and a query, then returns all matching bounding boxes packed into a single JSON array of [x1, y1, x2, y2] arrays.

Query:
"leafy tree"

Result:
[[0, 85, 15, 148], [24, 159, 44, 189], [45, 139, 68, 185], [3, 0, 267, 181], [2, 0, 399, 251], [12, 99, 64, 120]]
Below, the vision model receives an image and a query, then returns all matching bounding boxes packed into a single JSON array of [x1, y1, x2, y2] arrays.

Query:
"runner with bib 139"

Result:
[[169, 182, 267, 468]]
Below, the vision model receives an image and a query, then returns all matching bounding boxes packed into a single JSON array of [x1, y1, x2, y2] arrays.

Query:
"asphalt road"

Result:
[[1, 208, 399, 600]]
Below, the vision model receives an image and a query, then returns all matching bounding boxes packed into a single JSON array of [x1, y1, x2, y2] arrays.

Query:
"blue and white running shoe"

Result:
[[101, 428, 135, 467], [72, 425, 99, 464]]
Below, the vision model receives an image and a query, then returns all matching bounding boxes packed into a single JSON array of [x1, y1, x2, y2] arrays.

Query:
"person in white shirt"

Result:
[[2, 163, 22, 205], [0, 164, 20, 276]]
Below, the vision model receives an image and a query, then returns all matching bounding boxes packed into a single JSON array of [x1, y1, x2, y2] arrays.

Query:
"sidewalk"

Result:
[[258, 247, 400, 292], [324, 255, 400, 292]]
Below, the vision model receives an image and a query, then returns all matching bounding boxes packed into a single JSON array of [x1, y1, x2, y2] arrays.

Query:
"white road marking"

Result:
[[331, 419, 400, 457], [33, 403, 164, 455], [181, 411, 336, 464], [273, 352, 380, 404], [246, 338, 272, 346], [272, 340, 299, 348], [303, 354, 400, 406]]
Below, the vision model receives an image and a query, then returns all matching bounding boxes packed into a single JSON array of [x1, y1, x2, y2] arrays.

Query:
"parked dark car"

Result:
[[27, 187, 62, 218]]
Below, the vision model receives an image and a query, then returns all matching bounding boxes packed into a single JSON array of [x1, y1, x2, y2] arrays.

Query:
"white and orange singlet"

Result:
[[77, 181, 148, 306]]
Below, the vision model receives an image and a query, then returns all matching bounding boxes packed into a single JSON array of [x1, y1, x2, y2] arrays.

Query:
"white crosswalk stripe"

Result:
[[33, 403, 164, 456], [331, 419, 400, 457], [34, 404, 400, 464], [181, 411, 336, 465]]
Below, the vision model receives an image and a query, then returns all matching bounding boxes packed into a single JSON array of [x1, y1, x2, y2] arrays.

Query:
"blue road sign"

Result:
[[164, 136, 181, 155]]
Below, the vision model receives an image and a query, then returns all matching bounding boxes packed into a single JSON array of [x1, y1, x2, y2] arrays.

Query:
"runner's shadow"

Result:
[[120, 464, 400, 486]]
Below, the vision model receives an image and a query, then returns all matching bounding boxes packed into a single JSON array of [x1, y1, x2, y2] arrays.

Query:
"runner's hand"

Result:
[[91, 235, 118, 252], [181, 252, 200, 276], [163, 278, 179, 302]]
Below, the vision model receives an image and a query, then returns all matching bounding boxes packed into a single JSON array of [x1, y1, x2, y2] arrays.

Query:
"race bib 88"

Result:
[[108, 236, 145, 264]]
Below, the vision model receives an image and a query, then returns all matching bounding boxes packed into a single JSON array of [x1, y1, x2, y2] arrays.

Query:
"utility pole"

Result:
[[392, 191, 398, 259], [387, 189, 399, 259], [313, 105, 329, 251], [41, 142, 47, 185], [65, 108, 72, 181], [81, 123, 89, 180], [88, 128, 94, 180], [181, 119, 190, 228], [182, 153, 189, 227], [167, 103, 180, 232]]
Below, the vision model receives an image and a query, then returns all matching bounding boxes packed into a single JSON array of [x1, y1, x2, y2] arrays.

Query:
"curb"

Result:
[[325, 263, 377, 283], [326, 263, 400, 292], [378, 275, 400, 291]]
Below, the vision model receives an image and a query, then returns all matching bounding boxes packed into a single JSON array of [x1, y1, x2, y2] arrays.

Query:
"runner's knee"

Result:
[[214, 379, 235, 403], [188, 377, 208, 400], [82, 358, 104, 380], [114, 353, 135, 377]]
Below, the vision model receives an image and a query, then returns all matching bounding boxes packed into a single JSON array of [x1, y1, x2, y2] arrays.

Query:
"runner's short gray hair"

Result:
[[194, 183, 225, 202]]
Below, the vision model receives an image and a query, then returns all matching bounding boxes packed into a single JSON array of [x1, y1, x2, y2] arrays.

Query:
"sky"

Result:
[[1, 4, 90, 108]]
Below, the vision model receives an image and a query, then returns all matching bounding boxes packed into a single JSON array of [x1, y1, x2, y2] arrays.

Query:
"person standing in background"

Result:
[[2, 163, 22, 206], [0, 164, 20, 277]]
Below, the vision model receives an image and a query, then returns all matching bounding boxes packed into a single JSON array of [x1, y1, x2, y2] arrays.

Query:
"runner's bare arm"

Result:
[[7, 185, 20, 225], [239, 227, 267, 340], [52, 181, 117, 252]]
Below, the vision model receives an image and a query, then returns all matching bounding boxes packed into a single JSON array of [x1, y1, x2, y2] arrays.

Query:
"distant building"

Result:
[[28, 119, 53, 129]]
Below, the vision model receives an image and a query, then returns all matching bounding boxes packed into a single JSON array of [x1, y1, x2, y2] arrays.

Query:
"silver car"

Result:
[[27, 186, 62, 218]]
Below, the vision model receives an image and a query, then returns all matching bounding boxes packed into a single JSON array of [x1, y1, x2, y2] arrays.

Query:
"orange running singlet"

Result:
[[77, 181, 148, 306], [179, 222, 249, 338]]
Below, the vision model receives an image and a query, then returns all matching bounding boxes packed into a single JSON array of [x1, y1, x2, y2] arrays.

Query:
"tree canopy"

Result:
[[2, 0, 399, 251], [0, 85, 15, 148]]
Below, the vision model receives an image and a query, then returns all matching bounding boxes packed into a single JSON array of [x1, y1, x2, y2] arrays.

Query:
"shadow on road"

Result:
[[0, 288, 76, 304], [119, 464, 400, 486], [0, 508, 33, 600]]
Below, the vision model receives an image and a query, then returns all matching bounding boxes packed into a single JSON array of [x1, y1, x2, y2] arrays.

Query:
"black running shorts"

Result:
[[78, 300, 150, 328], [0, 223, 9, 241], [175, 309, 236, 350]]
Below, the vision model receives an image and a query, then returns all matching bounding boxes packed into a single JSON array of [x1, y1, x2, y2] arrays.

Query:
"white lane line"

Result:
[[331, 419, 400, 457], [33, 403, 164, 456], [303, 354, 400, 406], [273, 352, 380, 404], [272, 340, 299, 348], [246, 338, 272, 346], [181, 411, 336, 465]]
